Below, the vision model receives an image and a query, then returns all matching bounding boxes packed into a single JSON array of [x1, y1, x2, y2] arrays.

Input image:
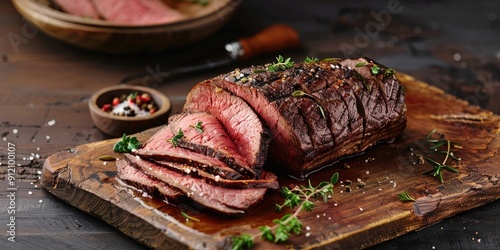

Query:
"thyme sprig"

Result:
[[190, 121, 204, 133], [397, 191, 416, 202], [354, 62, 396, 79], [168, 128, 184, 147], [303, 56, 319, 63], [113, 134, 141, 153], [291, 90, 326, 118], [267, 55, 294, 72], [231, 173, 339, 249], [421, 129, 461, 183]]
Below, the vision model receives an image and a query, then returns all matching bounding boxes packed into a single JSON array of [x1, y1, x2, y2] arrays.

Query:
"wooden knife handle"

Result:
[[238, 24, 300, 60]]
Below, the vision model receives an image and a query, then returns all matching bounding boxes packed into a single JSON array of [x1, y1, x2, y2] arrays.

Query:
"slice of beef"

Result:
[[93, 0, 184, 25], [168, 112, 256, 179], [136, 126, 244, 180], [53, 0, 100, 19], [193, 57, 406, 178], [149, 158, 279, 189], [183, 82, 270, 174], [123, 154, 268, 215], [116, 158, 182, 203]]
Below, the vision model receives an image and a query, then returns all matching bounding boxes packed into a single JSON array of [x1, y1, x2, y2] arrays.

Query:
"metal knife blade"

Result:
[[120, 24, 300, 86]]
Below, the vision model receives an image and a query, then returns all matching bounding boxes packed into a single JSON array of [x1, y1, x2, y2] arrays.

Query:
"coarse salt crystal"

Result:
[[39, 200, 43, 203], [46, 135, 50, 140], [306, 226, 311, 231], [103, 161, 107, 165], [359, 207, 364, 211], [28, 191, 32, 195], [47, 119, 56, 126], [305, 232, 311, 237], [13, 129, 18, 134]]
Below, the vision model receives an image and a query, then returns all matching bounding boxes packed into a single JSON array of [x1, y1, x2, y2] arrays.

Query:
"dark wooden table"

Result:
[[1, 0, 499, 249]]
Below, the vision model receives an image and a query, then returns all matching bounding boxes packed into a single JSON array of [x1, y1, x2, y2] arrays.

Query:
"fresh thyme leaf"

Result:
[[231, 234, 253, 250], [274, 224, 290, 243], [113, 134, 142, 153], [168, 129, 184, 147], [304, 56, 319, 63], [267, 55, 294, 72], [397, 191, 416, 202], [331, 172, 340, 184], [258, 225, 274, 241], [355, 62, 367, 67], [180, 211, 200, 222], [384, 68, 396, 78], [318, 105, 326, 119], [291, 90, 306, 97], [371, 64, 381, 75], [190, 121, 204, 133], [321, 57, 341, 62]]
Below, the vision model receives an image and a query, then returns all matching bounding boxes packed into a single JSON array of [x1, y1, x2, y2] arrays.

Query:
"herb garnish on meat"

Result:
[[267, 55, 294, 72], [113, 134, 141, 153], [168, 129, 184, 147]]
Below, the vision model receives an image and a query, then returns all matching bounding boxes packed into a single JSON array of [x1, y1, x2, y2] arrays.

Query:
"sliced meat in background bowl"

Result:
[[12, 0, 242, 54]]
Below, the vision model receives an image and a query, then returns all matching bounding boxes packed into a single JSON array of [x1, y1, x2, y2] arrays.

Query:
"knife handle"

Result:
[[237, 24, 300, 60]]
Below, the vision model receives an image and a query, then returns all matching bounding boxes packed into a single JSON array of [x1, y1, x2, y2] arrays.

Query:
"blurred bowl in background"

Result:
[[88, 85, 171, 137], [11, 0, 242, 54]]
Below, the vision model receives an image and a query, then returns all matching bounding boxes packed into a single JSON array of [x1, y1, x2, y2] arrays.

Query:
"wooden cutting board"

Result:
[[41, 73, 500, 250]]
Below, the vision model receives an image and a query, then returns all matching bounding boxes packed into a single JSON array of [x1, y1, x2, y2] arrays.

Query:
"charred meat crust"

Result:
[[210, 57, 406, 178]]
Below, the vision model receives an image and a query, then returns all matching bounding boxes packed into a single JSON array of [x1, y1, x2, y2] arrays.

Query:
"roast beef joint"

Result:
[[116, 57, 407, 215]]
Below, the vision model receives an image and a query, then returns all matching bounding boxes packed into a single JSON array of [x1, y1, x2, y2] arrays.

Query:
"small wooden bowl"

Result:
[[89, 85, 171, 137], [12, 0, 241, 54]]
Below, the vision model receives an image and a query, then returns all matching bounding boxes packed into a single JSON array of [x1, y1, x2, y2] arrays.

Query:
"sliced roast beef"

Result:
[[136, 126, 244, 180], [168, 112, 256, 179], [116, 158, 182, 203], [185, 57, 407, 178], [122, 154, 268, 215], [93, 0, 184, 25], [149, 158, 278, 189], [53, 0, 100, 19], [183, 82, 270, 174]]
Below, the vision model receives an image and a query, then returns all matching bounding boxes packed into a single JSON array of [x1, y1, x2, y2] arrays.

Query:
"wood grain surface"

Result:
[[40, 73, 500, 249]]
